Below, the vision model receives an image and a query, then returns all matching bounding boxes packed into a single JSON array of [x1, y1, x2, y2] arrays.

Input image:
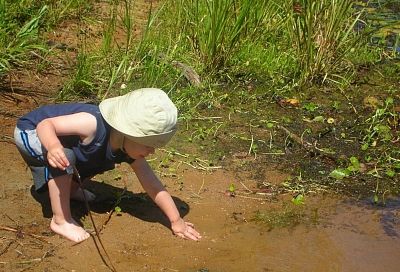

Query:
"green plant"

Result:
[[286, 0, 364, 85], [292, 194, 305, 205], [362, 97, 397, 150], [228, 183, 236, 194], [0, 2, 48, 75], [329, 156, 361, 180], [174, 0, 279, 72], [302, 102, 319, 112]]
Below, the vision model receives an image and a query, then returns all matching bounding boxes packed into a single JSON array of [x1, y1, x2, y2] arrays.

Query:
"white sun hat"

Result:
[[99, 88, 178, 148]]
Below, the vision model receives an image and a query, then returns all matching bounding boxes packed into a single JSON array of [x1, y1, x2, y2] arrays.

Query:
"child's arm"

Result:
[[36, 112, 97, 170], [131, 158, 202, 241]]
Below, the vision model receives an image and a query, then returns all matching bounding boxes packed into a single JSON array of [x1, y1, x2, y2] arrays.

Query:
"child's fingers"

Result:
[[48, 154, 69, 170], [58, 152, 70, 167], [48, 150, 70, 169], [48, 158, 58, 169], [184, 223, 202, 240], [183, 228, 200, 241], [188, 226, 201, 239], [48, 158, 65, 170]]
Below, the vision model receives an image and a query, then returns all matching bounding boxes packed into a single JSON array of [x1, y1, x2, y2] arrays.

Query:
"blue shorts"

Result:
[[14, 127, 76, 192]]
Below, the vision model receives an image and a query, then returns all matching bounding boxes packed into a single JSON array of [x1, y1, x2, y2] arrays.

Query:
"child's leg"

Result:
[[48, 174, 90, 243]]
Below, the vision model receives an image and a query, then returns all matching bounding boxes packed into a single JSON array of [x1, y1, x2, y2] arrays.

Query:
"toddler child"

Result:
[[14, 88, 201, 243]]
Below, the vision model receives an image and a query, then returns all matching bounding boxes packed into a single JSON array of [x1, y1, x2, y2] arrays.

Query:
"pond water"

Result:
[[356, 0, 400, 54]]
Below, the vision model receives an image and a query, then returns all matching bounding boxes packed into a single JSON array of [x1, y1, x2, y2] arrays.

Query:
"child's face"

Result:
[[123, 139, 155, 159]]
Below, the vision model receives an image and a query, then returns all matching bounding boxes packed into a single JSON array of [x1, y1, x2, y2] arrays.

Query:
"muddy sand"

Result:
[[1, 82, 400, 272]]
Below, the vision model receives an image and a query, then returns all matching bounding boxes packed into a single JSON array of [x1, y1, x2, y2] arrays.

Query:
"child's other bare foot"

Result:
[[50, 217, 90, 243], [70, 188, 96, 202]]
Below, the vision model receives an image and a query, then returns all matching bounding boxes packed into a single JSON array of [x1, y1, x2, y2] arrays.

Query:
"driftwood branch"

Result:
[[277, 125, 337, 162]]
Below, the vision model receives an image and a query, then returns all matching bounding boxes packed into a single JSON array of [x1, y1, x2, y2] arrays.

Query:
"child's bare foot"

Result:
[[50, 217, 90, 243], [70, 188, 96, 202]]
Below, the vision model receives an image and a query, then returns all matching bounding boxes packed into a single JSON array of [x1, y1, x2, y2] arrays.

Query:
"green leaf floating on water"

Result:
[[329, 168, 350, 180]]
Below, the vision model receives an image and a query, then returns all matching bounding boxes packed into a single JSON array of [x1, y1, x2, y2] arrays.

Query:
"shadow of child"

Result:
[[30, 179, 190, 231]]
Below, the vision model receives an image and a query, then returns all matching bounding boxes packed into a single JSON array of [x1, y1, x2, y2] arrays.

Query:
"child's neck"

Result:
[[109, 129, 124, 152]]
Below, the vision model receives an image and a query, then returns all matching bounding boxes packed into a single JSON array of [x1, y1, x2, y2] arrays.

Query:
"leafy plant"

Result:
[[362, 97, 397, 150], [329, 156, 361, 180], [302, 102, 319, 112]]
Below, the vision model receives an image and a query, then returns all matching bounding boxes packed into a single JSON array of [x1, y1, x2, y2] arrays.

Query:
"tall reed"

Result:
[[175, 0, 278, 72], [287, 0, 364, 85]]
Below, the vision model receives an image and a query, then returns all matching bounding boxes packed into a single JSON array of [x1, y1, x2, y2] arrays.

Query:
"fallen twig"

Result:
[[0, 226, 50, 244], [239, 181, 253, 194], [234, 194, 271, 201], [0, 240, 14, 257], [277, 125, 337, 161], [0, 135, 15, 144]]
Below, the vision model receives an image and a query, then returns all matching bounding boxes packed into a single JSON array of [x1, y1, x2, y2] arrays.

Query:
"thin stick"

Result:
[[234, 194, 269, 201], [73, 167, 117, 272], [0, 240, 14, 257], [99, 187, 127, 233], [277, 125, 337, 161], [197, 177, 205, 195], [248, 135, 254, 156], [0, 226, 50, 244], [239, 181, 253, 194], [192, 116, 222, 120]]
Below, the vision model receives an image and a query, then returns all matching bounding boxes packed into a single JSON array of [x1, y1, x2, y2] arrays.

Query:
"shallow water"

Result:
[[356, 0, 400, 53]]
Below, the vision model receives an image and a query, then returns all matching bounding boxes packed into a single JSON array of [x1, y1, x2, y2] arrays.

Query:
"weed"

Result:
[[329, 156, 361, 180], [253, 202, 317, 230], [292, 194, 305, 205], [362, 97, 397, 150], [0, 3, 48, 75], [302, 102, 319, 112]]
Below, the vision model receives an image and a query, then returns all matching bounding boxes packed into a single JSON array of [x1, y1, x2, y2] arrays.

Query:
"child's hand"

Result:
[[171, 218, 202, 241], [47, 144, 70, 170]]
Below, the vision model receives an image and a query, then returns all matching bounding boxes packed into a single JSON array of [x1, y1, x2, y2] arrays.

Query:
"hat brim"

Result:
[[124, 130, 177, 148]]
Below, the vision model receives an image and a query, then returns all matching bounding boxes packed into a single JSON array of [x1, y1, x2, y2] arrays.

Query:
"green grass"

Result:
[[0, 0, 95, 76], [0, 1, 47, 75]]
